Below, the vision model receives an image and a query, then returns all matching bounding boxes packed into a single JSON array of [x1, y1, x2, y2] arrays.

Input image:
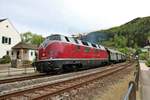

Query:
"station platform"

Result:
[[139, 60, 150, 100], [0, 64, 36, 78]]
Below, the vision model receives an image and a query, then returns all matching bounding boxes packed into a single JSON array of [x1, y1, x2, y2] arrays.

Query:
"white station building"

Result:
[[0, 19, 21, 58]]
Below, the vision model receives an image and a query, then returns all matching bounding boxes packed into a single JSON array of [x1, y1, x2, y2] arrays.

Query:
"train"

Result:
[[33, 34, 126, 73]]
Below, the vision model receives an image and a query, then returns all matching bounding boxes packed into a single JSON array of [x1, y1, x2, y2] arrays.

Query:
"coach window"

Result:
[[65, 37, 70, 42]]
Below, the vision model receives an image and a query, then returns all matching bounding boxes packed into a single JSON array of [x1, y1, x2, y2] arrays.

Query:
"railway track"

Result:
[[0, 63, 126, 85], [0, 62, 133, 100], [0, 73, 47, 84]]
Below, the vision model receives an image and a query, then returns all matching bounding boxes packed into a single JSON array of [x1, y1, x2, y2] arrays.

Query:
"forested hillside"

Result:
[[100, 16, 150, 47]]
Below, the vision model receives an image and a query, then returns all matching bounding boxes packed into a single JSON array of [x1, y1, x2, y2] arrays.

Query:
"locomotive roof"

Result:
[[46, 34, 125, 55], [66, 35, 106, 50], [47, 34, 106, 50]]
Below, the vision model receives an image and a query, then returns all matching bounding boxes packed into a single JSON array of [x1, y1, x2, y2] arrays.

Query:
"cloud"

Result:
[[1, 0, 150, 36]]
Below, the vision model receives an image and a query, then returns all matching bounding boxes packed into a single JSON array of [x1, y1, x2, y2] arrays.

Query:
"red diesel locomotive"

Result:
[[34, 34, 126, 73]]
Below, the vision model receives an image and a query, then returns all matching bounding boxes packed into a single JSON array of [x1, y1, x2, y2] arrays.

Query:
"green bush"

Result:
[[0, 55, 11, 64], [139, 52, 149, 60], [146, 59, 150, 67]]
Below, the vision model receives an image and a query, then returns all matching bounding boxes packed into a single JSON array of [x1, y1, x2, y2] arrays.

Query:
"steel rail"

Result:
[[0, 63, 132, 100], [34, 63, 132, 100], [0, 73, 46, 84]]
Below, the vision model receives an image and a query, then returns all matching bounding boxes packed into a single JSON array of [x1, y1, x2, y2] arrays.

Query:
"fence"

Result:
[[123, 63, 140, 100]]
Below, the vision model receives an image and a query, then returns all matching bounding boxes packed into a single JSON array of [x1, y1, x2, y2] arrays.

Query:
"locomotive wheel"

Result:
[[56, 68, 63, 74], [62, 64, 77, 72], [62, 65, 70, 72]]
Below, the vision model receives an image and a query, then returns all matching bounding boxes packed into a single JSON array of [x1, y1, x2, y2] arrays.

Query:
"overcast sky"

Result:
[[1, 0, 150, 36]]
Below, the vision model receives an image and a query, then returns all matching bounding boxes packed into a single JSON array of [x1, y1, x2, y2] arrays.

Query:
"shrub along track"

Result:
[[0, 62, 133, 100]]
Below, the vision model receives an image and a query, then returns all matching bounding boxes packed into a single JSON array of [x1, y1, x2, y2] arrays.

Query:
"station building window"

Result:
[[11, 51, 13, 55], [2, 36, 11, 44], [6, 51, 9, 55], [31, 51, 33, 56]]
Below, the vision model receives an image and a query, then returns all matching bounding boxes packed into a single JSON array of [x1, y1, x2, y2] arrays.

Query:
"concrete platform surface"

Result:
[[139, 60, 150, 100], [0, 64, 36, 78]]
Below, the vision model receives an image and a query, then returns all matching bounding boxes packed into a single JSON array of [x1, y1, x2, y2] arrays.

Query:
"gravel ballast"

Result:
[[50, 64, 135, 100]]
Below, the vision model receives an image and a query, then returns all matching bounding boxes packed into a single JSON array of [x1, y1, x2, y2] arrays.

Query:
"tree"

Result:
[[113, 34, 127, 48], [21, 32, 32, 43], [31, 34, 44, 46], [21, 32, 44, 45], [101, 16, 150, 47]]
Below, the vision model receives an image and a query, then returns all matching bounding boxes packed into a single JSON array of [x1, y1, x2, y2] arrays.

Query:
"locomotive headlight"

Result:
[[42, 52, 46, 57]]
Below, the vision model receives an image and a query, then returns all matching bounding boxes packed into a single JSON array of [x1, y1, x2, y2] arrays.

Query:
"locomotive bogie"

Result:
[[34, 58, 109, 73]]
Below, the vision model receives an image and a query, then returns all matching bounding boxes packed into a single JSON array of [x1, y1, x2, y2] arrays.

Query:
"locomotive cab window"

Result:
[[47, 35, 61, 41], [42, 35, 61, 47]]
